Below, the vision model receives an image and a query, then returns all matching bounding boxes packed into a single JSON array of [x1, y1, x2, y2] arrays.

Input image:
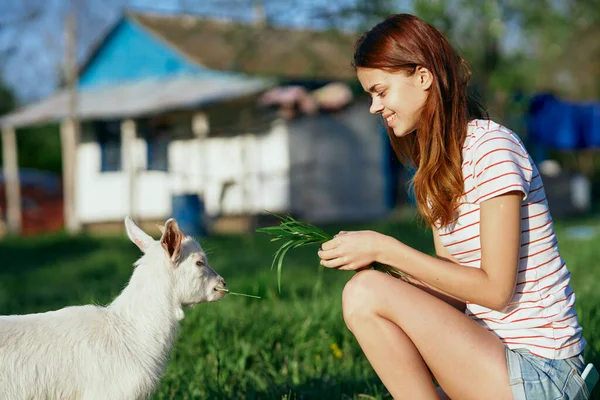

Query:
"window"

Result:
[[143, 123, 170, 172], [95, 120, 122, 172], [147, 134, 169, 171]]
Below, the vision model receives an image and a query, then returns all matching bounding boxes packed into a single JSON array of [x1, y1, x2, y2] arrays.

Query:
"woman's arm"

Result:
[[377, 192, 521, 311], [399, 230, 466, 312], [319, 192, 522, 311]]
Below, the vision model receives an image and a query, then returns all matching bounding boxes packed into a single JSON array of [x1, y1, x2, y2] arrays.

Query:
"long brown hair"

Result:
[[353, 14, 486, 228]]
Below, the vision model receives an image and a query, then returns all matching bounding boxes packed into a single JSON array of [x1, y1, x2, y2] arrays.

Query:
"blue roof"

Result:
[[79, 17, 229, 89]]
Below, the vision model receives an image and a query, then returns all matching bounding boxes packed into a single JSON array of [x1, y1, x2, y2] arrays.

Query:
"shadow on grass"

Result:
[[257, 376, 390, 400], [0, 233, 140, 314], [0, 233, 128, 277], [157, 376, 390, 400]]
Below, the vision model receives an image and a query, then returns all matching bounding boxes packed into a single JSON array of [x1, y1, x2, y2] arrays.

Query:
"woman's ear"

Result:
[[416, 66, 433, 90]]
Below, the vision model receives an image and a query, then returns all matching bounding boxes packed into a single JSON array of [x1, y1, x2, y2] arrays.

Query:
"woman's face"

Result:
[[356, 66, 432, 137]]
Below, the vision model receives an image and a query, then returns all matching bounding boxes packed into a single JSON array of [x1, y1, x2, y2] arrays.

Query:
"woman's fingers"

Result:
[[319, 245, 352, 269], [318, 248, 339, 261], [320, 256, 349, 269], [323, 231, 354, 249], [321, 237, 340, 251]]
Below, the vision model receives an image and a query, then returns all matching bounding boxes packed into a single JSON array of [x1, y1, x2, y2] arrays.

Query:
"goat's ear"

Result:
[[160, 218, 184, 263], [125, 216, 154, 253]]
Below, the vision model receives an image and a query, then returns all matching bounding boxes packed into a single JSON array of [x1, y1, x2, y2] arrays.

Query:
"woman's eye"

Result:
[[378, 91, 386, 98]]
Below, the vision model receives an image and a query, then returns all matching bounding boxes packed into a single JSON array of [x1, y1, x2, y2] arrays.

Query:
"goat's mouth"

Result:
[[213, 286, 228, 301], [214, 286, 229, 294], [213, 287, 261, 299]]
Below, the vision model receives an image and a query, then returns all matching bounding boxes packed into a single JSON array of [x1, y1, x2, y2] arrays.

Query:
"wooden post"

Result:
[[240, 108, 252, 214], [61, 11, 81, 234], [1, 126, 21, 234], [121, 119, 137, 221], [60, 119, 81, 233], [192, 112, 209, 197]]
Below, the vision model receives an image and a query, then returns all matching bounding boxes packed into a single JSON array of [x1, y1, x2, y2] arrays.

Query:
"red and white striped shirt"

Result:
[[437, 119, 586, 359]]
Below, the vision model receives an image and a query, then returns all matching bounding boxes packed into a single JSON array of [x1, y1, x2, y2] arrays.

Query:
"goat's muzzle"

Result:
[[213, 277, 228, 299], [217, 277, 227, 289]]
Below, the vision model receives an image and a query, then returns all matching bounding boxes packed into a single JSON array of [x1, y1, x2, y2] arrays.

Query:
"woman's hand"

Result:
[[318, 230, 391, 271]]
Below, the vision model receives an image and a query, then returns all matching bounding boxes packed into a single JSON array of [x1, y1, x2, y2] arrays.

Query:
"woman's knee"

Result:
[[342, 270, 385, 330]]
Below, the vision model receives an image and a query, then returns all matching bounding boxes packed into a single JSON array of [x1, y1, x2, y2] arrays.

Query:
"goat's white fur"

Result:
[[0, 217, 225, 400]]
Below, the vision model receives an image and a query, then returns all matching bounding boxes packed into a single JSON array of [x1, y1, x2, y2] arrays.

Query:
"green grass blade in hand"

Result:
[[256, 211, 407, 291], [271, 240, 295, 274], [275, 240, 296, 293]]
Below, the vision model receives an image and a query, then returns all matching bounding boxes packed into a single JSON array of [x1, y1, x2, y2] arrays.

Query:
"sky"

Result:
[[0, 0, 523, 107]]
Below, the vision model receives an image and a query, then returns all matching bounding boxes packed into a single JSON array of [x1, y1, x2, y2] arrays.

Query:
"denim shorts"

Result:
[[506, 347, 589, 399]]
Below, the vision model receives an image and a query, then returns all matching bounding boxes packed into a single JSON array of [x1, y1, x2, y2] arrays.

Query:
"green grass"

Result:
[[1, 215, 599, 399]]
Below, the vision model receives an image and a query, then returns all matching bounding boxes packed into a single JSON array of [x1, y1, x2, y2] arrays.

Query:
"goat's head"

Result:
[[124, 216, 227, 306]]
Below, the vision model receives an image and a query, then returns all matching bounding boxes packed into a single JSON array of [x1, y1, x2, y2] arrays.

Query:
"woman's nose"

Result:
[[369, 100, 383, 115]]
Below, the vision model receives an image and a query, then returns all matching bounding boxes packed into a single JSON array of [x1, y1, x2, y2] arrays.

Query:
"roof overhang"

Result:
[[0, 75, 275, 129]]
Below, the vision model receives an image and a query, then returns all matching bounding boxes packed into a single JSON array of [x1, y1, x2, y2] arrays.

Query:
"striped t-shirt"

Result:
[[436, 119, 586, 359]]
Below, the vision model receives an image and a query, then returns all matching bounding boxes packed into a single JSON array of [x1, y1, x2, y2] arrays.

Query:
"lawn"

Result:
[[0, 214, 598, 399]]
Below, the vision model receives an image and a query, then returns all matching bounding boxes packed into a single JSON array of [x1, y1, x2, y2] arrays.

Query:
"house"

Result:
[[0, 10, 393, 235]]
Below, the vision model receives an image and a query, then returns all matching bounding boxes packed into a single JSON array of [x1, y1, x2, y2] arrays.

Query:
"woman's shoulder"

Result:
[[467, 119, 517, 139], [463, 119, 536, 204], [465, 119, 526, 154]]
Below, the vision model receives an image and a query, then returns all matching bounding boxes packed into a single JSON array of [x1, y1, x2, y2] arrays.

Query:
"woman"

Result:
[[318, 14, 588, 400]]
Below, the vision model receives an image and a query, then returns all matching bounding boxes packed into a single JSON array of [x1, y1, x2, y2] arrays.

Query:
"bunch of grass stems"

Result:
[[256, 213, 407, 292], [214, 287, 261, 299]]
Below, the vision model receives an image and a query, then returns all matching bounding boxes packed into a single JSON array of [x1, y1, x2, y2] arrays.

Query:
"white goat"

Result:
[[0, 216, 226, 400]]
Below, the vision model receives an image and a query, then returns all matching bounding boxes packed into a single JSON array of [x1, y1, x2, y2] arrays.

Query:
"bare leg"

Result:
[[342, 270, 512, 400], [345, 308, 440, 399]]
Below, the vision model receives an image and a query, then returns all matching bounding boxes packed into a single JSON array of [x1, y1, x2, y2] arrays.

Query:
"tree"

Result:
[[0, 80, 15, 116]]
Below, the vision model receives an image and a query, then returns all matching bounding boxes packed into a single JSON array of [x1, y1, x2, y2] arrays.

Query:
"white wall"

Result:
[[76, 136, 171, 223], [200, 119, 291, 215], [76, 119, 291, 223]]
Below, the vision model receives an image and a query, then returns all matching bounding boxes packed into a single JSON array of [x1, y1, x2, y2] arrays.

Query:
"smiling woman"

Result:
[[353, 17, 486, 228], [316, 13, 590, 400], [356, 67, 429, 138]]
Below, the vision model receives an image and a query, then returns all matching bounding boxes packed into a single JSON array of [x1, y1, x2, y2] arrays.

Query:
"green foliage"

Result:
[[0, 80, 62, 174], [256, 213, 406, 292], [0, 81, 15, 116], [1, 216, 598, 399], [410, 0, 600, 102], [257, 213, 332, 293], [13, 124, 62, 173]]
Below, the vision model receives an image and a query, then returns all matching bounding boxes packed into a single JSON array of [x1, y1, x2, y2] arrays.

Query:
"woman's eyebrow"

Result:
[[366, 84, 383, 93]]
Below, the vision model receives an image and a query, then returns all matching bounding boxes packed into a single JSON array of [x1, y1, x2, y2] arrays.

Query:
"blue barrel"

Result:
[[171, 194, 207, 238]]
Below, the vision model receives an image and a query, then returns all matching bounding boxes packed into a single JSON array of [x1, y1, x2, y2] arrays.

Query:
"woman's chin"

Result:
[[392, 126, 414, 137]]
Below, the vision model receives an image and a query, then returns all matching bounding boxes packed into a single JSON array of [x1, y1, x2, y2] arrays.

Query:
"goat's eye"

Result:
[[195, 261, 203, 267]]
